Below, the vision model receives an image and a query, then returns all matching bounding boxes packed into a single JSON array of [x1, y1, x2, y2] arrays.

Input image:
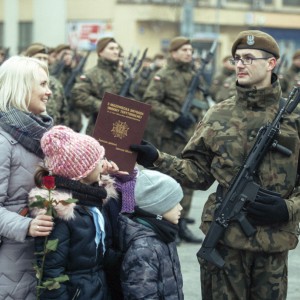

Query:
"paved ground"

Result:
[[177, 182, 300, 299]]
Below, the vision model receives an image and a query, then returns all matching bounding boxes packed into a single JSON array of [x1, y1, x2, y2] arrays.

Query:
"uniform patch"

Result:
[[153, 76, 161, 81], [80, 75, 87, 80]]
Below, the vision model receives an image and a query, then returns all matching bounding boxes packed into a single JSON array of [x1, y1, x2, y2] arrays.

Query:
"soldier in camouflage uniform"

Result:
[[279, 49, 300, 97], [209, 55, 236, 103], [71, 37, 125, 135], [131, 30, 300, 299], [130, 53, 166, 101], [143, 37, 209, 243], [24, 43, 69, 126]]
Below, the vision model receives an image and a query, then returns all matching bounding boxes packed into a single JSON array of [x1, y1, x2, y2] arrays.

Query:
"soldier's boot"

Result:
[[178, 218, 202, 243]]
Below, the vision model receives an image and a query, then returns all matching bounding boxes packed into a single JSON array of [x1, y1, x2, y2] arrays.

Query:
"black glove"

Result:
[[247, 190, 289, 225], [174, 114, 194, 129], [130, 140, 158, 168]]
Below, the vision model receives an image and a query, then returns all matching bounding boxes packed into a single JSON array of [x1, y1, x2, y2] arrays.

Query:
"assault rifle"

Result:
[[119, 48, 148, 97], [197, 86, 300, 269], [174, 40, 218, 140], [64, 50, 91, 99]]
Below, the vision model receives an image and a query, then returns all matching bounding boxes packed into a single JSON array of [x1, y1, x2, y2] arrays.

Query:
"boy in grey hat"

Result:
[[118, 169, 184, 299]]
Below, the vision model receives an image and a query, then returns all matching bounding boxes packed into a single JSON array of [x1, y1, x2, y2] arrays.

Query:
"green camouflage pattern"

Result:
[[209, 67, 236, 103], [71, 57, 125, 135], [279, 64, 300, 98], [47, 75, 69, 126], [199, 244, 288, 299], [153, 77, 300, 253], [143, 58, 209, 217], [130, 66, 160, 101]]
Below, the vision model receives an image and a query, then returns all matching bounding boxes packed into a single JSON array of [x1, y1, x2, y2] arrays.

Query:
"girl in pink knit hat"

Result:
[[28, 125, 128, 300]]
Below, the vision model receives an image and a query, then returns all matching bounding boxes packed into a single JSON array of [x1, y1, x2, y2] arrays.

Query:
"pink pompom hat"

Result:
[[41, 125, 105, 180]]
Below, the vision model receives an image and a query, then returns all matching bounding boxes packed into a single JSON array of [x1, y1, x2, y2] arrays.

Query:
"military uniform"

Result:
[[131, 30, 300, 299], [143, 57, 208, 224], [210, 67, 236, 103], [47, 75, 69, 126], [153, 73, 300, 299], [71, 57, 125, 135], [280, 64, 300, 98]]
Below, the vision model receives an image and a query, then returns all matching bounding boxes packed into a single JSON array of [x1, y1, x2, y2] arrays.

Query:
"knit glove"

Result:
[[247, 189, 289, 225], [174, 113, 195, 129], [130, 140, 158, 168]]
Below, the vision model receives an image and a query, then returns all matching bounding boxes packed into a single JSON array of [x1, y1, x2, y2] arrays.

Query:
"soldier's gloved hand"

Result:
[[130, 140, 159, 168], [247, 192, 289, 225], [174, 114, 194, 129]]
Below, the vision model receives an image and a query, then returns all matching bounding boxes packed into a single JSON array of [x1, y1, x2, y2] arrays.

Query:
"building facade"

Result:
[[1, 0, 300, 72]]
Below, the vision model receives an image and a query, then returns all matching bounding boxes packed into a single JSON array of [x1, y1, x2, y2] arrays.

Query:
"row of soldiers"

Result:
[[2, 37, 299, 244]]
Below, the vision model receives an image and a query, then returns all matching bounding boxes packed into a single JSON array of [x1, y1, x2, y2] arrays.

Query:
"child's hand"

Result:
[[101, 159, 129, 176]]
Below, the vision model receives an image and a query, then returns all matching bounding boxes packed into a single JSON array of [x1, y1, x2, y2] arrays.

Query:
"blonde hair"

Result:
[[0, 56, 49, 112]]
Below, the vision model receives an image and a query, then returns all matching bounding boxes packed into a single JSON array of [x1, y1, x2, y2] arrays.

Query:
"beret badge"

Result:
[[247, 35, 255, 46]]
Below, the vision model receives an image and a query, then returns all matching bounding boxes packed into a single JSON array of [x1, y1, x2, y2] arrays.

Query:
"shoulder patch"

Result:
[[80, 75, 87, 81], [153, 76, 161, 81]]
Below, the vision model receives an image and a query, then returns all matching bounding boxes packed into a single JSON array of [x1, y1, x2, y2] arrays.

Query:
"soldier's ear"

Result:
[[267, 57, 277, 71]]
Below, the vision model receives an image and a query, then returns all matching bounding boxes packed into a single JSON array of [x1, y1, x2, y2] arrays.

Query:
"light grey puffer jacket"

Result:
[[0, 128, 41, 300]]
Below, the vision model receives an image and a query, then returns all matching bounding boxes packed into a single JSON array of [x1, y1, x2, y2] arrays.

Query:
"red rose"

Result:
[[42, 176, 56, 190]]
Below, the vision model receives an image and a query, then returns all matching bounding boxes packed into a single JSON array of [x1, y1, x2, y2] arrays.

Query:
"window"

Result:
[[19, 22, 32, 53]]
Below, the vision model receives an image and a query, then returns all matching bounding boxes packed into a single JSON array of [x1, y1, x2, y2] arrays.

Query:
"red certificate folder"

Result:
[[93, 92, 151, 173]]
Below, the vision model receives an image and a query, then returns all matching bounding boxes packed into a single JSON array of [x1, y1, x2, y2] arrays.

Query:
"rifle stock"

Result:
[[174, 40, 218, 140], [197, 86, 300, 268], [64, 50, 91, 99], [119, 48, 148, 97]]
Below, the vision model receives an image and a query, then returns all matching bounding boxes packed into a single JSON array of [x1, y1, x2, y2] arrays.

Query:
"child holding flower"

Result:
[[28, 125, 124, 300]]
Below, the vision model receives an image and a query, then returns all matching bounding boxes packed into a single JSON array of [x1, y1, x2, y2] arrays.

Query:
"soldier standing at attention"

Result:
[[130, 30, 300, 299], [209, 55, 236, 103], [143, 36, 208, 244], [71, 37, 125, 135], [279, 49, 300, 97], [24, 43, 69, 126]]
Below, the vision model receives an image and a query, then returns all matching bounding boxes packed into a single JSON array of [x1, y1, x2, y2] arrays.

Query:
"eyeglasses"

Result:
[[229, 57, 271, 65]]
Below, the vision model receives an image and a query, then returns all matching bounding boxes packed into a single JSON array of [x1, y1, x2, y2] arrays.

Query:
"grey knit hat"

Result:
[[134, 170, 183, 216]]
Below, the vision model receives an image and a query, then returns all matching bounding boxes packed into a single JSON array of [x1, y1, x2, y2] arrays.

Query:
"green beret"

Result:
[[293, 50, 300, 60], [55, 44, 71, 54], [231, 30, 280, 59], [24, 43, 48, 57], [96, 37, 116, 54], [169, 36, 190, 52]]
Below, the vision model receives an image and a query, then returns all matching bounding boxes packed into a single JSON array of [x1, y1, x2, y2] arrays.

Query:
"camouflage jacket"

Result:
[[209, 67, 235, 103], [118, 214, 184, 299], [143, 58, 209, 140], [153, 75, 300, 253], [130, 65, 160, 101], [47, 75, 69, 126], [71, 57, 125, 134], [279, 64, 300, 97]]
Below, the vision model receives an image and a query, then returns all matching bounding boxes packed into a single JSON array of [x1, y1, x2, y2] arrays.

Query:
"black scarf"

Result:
[[54, 176, 107, 209], [132, 207, 179, 244], [0, 108, 53, 158]]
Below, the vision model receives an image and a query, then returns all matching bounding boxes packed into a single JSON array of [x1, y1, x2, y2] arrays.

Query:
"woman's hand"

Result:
[[28, 214, 54, 237]]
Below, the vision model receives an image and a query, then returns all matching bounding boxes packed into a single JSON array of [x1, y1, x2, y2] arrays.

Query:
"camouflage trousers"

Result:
[[199, 243, 288, 300]]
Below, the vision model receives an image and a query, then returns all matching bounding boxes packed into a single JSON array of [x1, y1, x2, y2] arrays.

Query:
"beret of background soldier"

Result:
[[96, 37, 116, 53], [292, 49, 300, 60], [231, 30, 280, 59], [169, 36, 191, 52], [24, 43, 49, 57]]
